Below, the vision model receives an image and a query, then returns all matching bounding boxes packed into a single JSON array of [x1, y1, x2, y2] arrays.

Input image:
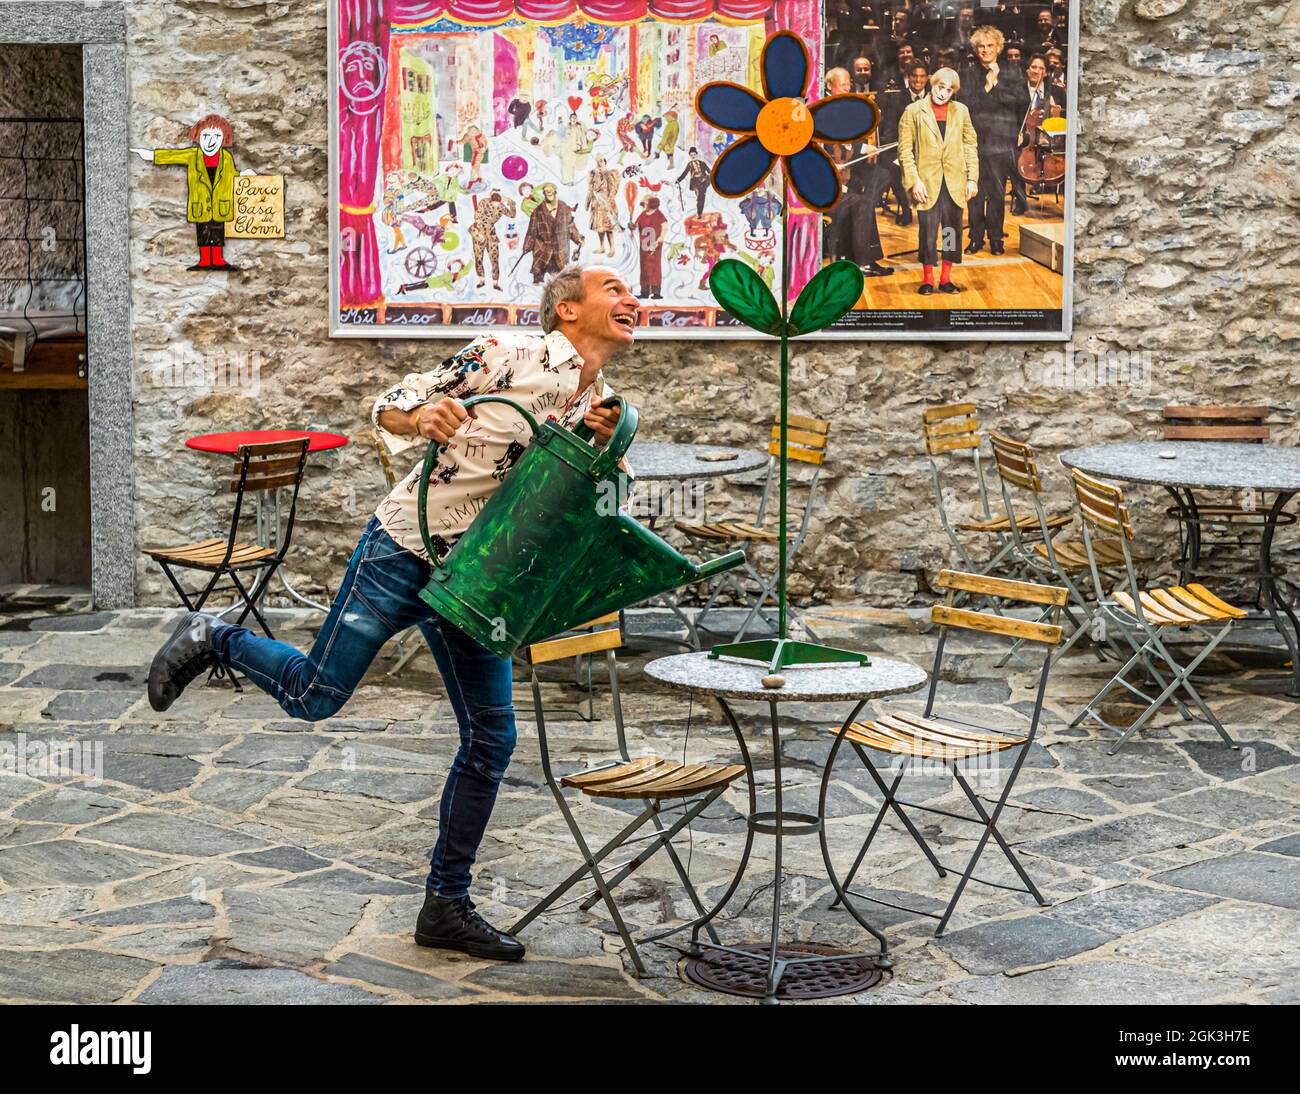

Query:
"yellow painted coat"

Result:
[[896, 99, 979, 211], [153, 147, 237, 223]]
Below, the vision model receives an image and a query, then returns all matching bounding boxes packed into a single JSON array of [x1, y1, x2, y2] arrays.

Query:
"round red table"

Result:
[[184, 429, 350, 455], [183, 429, 350, 613]]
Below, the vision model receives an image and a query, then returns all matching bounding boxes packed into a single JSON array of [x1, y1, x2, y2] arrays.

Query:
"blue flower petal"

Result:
[[761, 32, 809, 101], [696, 82, 764, 134], [785, 144, 841, 211], [711, 135, 775, 199], [810, 94, 879, 143]]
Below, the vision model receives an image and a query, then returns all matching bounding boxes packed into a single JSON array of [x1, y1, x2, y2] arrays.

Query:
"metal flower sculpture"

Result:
[[696, 30, 878, 679]]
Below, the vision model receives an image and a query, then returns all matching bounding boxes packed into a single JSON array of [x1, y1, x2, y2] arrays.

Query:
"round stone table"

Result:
[[626, 441, 769, 483], [1061, 441, 1300, 692], [643, 651, 928, 1003]]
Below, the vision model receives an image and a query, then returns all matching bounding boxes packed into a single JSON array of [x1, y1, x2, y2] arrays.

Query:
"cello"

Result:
[[1016, 90, 1066, 188]]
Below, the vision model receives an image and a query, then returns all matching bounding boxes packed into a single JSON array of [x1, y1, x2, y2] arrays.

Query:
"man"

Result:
[[880, 61, 931, 225], [851, 55, 874, 94], [522, 182, 583, 284], [821, 67, 891, 276], [873, 42, 915, 92], [898, 67, 978, 294], [1026, 8, 1061, 57], [960, 25, 1021, 255], [469, 187, 516, 289], [1012, 52, 1066, 213], [633, 195, 667, 298], [146, 265, 640, 963], [676, 147, 711, 217]]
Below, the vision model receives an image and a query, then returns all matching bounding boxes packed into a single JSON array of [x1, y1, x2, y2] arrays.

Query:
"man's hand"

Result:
[[912, 181, 929, 205], [414, 397, 469, 444], [864, 143, 879, 163], [966, 179, 979, 200], [584, 396, 621, 445]]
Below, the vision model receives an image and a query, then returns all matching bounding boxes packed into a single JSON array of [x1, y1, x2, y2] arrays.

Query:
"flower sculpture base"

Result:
[[708, 636, 870, 678], [695, 29, 881, 682]]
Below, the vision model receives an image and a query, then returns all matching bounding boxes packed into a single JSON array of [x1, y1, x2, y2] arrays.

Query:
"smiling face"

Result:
[[975, 40, 999, 65], [908, 64, 930, 94], [931, 75, 957, 105], [197, 127, 224, 156], [557, 267, 640, 349], [1027, 57, 1046, 86]]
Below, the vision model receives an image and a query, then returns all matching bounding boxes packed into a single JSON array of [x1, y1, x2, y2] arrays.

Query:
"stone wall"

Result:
[[120, 0, 1300, 608]]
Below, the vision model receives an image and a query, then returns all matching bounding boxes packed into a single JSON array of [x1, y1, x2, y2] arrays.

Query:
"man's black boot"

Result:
[[147, 611, 228, 712], [415, 892, 525, 961]]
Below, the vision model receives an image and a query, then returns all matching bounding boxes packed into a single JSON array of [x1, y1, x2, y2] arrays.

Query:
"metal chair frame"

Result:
[[818, 569, 1063, 937], [145, 438, 309, 639], [1068, 468, 1243, 755], [508, 616, 744, 976]]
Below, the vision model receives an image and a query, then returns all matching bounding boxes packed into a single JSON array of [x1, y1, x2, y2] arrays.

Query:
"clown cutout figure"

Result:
[[132, 113, 257, 271]]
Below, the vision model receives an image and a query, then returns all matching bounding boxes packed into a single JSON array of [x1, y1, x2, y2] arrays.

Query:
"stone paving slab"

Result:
[[1, 604, 1297, 1003]]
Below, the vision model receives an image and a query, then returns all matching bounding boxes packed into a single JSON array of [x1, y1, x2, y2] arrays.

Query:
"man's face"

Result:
[[854, 59, 872, 82], [898, 46, 914, 68], [1027, 58, 1046, 85], [908, 66, 929, 94], [541, 184, 557, 203], [1005, 48, 1021, 68], [931, 77, 956, 105], [975, 40, 999, 65], [827, 70, 851, 96], [198, 127, 224, 156], [561, 267, 640, 349], [1038, 12, 1052, 32]]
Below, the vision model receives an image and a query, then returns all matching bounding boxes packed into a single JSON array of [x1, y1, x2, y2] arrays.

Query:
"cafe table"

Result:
[[1061, 441, 1300, 693], [185, 429, 349, 613], [643, 650, 927, 1003]]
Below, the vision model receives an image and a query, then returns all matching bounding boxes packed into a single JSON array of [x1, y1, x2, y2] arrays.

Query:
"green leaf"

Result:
[[787, 261, 865, 336], [708, 259, 783, 336]]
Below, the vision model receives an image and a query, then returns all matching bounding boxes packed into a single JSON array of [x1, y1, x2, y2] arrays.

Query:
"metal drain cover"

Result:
[[683, 942, 884, 1000]]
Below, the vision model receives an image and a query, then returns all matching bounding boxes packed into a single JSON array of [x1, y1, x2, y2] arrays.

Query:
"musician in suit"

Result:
[[1012, 53, 1066, 210], [821, 68, 892, 277], [897, 67, 978, 295], [880, 62, 933, 226]]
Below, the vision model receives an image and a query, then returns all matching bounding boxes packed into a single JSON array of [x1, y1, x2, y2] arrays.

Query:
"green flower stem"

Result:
[[778, 171, 790, 642]]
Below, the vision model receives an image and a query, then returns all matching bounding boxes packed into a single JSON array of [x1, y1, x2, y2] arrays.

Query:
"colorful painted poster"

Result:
[[328, 1, 1078, 340]]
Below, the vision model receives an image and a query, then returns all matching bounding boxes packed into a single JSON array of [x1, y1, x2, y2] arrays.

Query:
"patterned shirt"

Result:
[[371, 329, 622, 563]]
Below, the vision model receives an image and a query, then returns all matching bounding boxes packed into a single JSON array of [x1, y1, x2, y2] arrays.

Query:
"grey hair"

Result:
[[540, 262, 586, 333]]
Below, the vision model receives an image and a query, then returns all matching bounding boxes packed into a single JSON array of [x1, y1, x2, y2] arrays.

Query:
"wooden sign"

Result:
[[228, 174, 285, 239]]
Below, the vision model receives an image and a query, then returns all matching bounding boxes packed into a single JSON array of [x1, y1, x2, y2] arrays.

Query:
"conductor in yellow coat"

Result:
[[131, 113, 255, 271], [897, 69, 979, 296]]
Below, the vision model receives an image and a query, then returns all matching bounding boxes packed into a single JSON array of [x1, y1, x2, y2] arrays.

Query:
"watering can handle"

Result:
[[417, 394, 541, 565], [573, 393, 639, 480]]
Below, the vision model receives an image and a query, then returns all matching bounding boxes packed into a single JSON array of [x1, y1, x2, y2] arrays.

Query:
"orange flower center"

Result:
[[755, 97, 813, 156]]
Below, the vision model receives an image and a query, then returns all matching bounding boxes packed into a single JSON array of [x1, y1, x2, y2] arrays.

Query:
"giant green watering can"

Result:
[[416, 393, 745, 658]]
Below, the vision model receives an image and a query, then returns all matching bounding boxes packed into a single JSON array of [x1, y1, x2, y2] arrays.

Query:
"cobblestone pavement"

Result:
[[0, 595, 1297, 1004]]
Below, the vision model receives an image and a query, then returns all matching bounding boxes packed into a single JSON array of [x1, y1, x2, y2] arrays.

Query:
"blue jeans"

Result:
[[211, 516, 516, 900]]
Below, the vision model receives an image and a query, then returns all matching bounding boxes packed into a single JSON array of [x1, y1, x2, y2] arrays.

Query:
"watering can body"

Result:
[[416, 393, 744, 658]]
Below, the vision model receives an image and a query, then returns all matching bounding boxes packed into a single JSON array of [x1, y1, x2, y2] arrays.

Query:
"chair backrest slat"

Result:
[[768, 415, 830, 465], [988, 431, 1042, 492], [1162, 405, 1271, 443], [922, 403, 981, 454], [936, 569, 1068, 606], [235, 470, 302, 494], [1069, 468, 1134, 540], [229, 439, 310, 494], [932, 603, 1063, 646], [786, 412, 830, 433]]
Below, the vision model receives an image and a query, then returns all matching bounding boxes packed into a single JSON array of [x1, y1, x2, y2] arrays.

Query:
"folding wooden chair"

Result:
[[1161, 405, 1293, 600], [143, 437, 309, 639], [921, 403, 1069, 585], [1069, 468, 1246, 755], [818, 569, 1064, 937], [987, 430, 1149, 667], [676, 413, 828, 643], [508, 613, 746, 976]]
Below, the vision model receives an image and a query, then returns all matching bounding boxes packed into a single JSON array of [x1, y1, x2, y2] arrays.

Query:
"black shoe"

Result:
[[964, 240, 983, 255], [147, 612, 227, 712], [862, 262, 894, 277], [989, 241, 1005, 255], [917, 282, 935, 295], [939, 281, 961, 293], [895, 212, 912, 226], [415, 892, 525, 962], [1011, 201, 1027, 216]]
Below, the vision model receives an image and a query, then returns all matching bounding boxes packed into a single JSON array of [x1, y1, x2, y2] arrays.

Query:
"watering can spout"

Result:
[[415, 394, 746, 658]]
